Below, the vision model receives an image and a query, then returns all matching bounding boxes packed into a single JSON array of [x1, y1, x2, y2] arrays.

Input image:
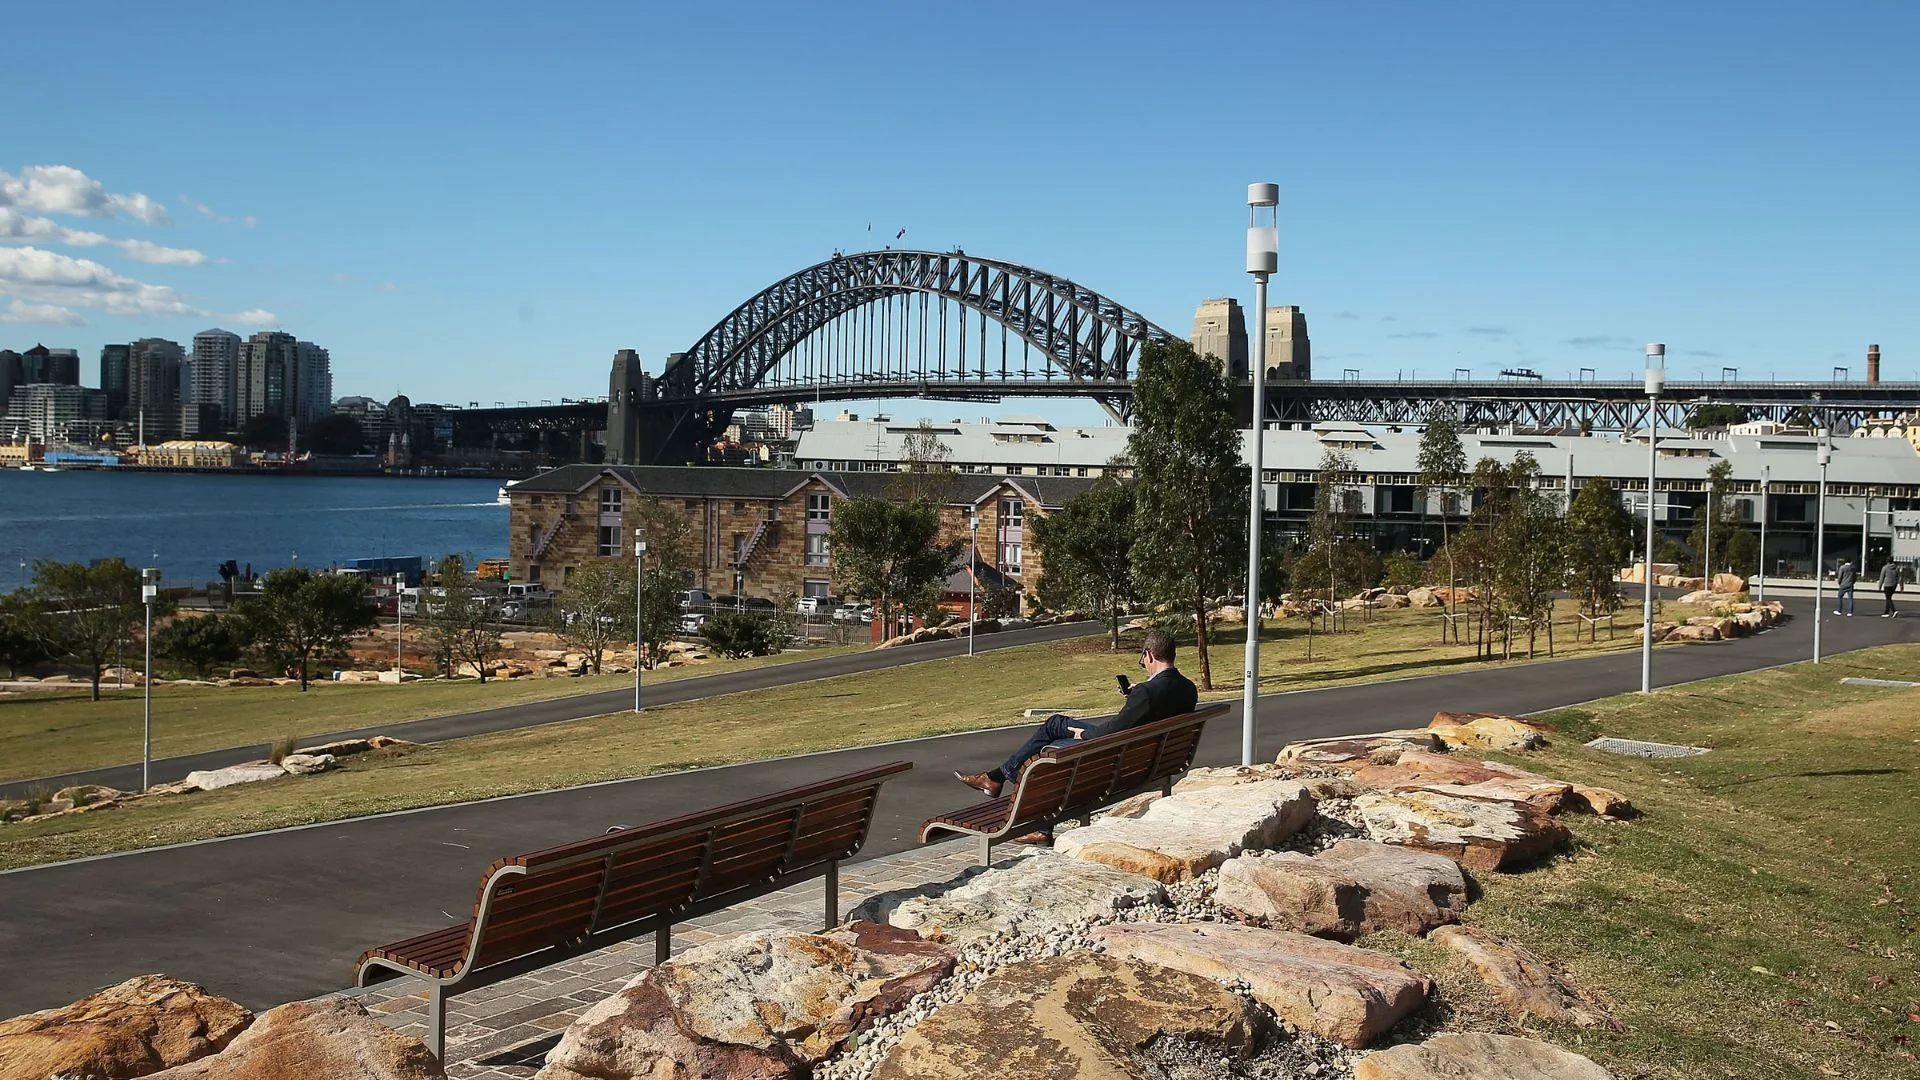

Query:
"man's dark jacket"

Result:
[[1082, 667, 1200, 740]]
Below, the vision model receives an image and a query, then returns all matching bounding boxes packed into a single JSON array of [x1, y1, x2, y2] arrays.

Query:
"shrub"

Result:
[[702, 612, 785, 659], [269, 734, 299, 765], [1381, 551, 1425, 589]]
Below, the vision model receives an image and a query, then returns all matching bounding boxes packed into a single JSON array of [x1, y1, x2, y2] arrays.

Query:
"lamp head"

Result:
[[633, 526, 647, 557], [1644, 343, 1666, 397], [1246, 182, 1278, 277]]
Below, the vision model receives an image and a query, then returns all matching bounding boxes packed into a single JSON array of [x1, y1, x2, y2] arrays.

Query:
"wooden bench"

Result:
[[353, 760, 911, 1060], [918, 703, 1228, 864]]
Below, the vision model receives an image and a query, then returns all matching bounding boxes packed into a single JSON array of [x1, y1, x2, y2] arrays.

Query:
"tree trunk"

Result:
[[1108, 601, 1121, 651], [89, 668, 102, 701], [299, 654, 309, 691], [1193, 606, 1214, 690]]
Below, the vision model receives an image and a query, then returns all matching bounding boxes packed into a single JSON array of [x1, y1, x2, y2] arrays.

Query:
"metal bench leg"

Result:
[[824, 860, 839, 929], [425, 986, 446, 1064], [977, 834, 992, 865], [655, 923, 671, 966]]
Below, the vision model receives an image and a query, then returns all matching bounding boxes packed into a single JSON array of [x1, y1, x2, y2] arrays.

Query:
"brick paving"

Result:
[[346, 837, 983, 1079]]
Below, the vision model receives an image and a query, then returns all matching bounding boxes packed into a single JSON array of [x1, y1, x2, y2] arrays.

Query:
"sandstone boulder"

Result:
[[1676, 588, 1718, 604], [148, 996, 440, 1079], [1638, 620, 1679, 642], [1669, 623, 1721, 642], [1093, 922, 1430, 1049], [0, 974, 251, 1080], [1711, 572, 1747, 594], [1275, 731, 1442, 769], [1355, 790, 1569, 871], [1424, 714, 1550, 753], [292, 736, 409, 759], [1171, 763, 1287, 793], [870, 953, 1253, 1080], [1427, 925, 1611, 1028], [181, 763, 286, 791], [852, 851, 1164, 946], [1214, 840, 1468, 941], [276, 753, 335, 776], [1568, 783, 1633, 818], [538, 922, 952, 1080], [1406, 586, 1441, 607], [1379, 592, 1412, 609], [1350, 750, 1572, 814], [46, 784, 123, 813], [1053, 779, 1314, 882], [1353, 1032, 1615, 1079]]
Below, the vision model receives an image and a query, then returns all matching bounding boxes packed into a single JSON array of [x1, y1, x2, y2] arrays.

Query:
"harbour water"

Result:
[[0, 470, 509, 590]]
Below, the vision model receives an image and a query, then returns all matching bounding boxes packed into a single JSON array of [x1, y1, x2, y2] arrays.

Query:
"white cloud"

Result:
[[0, 245, 198, 318], [0, 164, 170, 223], [113, 239, 209, 266], [2, 207, 206, 265], [0, 298, 86, 325], [222, 308, 279, 326]]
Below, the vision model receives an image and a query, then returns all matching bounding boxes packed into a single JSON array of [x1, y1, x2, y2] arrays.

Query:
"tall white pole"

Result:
[[1861, 494, 1871, 573], [1640, 344, 1664, 695], [1757, 465, 1769, 603], [1242, 183, 1279, 767], [634, 528, 647, 711], [1814, 433, 1830, 662], [967, 512, 977, 657], [1703, 484, 1712, 584], [141, 568, 158, 792]]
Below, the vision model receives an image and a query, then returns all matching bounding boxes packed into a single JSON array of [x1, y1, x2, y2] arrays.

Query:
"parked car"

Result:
[[711, 594, 779, 613], [796, 596, 838, 615], [832, 604, 873, 624], [678, 589, 714, 611], [678, 611, 709, 634]]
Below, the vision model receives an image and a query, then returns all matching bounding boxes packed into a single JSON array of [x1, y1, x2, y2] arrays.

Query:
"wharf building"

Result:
[[791, 416, 1920, 577], [505, 465, 1095, 605]]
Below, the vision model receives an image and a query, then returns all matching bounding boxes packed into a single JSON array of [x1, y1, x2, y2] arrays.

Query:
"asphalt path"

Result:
[[0, 599, 1912, 1016], [0, 621, 1101, 799]]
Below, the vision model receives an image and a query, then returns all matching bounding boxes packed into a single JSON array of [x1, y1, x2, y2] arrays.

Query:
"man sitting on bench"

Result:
[[954, 629, 1198, 815]]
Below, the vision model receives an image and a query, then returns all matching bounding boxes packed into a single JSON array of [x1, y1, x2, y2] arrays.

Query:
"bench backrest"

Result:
[[461, 760, 910, 971], [1003, 703, 1225, 826]]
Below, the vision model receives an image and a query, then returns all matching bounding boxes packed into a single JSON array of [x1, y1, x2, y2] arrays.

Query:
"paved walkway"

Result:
[[0, 620, 1099, 798], [0, 598, 1910, 1021]]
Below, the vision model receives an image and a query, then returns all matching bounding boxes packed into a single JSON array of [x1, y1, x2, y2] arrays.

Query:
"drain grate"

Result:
[[1585, 737, 1710, 758]]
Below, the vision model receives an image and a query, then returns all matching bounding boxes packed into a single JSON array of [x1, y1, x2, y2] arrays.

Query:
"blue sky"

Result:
[[3, 2, 1915, 425]]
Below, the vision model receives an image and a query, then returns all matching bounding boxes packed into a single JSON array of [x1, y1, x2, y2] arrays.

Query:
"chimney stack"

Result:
[[1867, 343, 1881, 384]]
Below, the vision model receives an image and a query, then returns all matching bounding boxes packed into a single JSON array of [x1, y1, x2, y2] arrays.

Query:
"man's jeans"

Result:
[[988, 713, 1080, 785], [1836, 586, 1855, 615]]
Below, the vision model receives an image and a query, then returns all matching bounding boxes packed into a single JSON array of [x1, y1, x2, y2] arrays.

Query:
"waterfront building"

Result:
[[506, 464, 1087, 604], [793, 416, 1920, 575], [190, 329, 243, 427], [138, 439, 245, 469], [129, 337, 187, 415], [0, 350, 19, 415], [100, 344, 131, 419], [238, 331, 330, 429], [1191, 298, 1248, 380], [295, 341, 333, 426], [20, 345, 81, 385], [0, 383, 109, 443]]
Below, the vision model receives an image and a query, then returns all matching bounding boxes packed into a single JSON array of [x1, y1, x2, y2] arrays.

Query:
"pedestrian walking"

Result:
[[1880, 560, 1904, 618], [1835, 558, 1856, 616]]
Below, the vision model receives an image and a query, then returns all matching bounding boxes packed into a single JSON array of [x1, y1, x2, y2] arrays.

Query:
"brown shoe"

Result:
[[954, 771, 1001, 798], [1011, 831, 1053, 846]]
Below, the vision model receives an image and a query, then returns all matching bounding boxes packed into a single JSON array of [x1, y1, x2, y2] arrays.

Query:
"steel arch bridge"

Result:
[[610, 250, 1179, 463]]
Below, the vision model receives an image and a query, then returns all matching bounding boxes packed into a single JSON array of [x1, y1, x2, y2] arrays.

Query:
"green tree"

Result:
[[1304, 449, 1369, 628], [304, 413, 367, 455], [1416, 411, 1468, 632], [1491, 480, 1568, 658], [1029, 478, 1139, 650], [828, 496, 955, 640], [1687, 403, 1749, 429], [1565, 478, 1634, 626], [154, 613, 245, 677], [1686, 459, 1753, 578], [1127, 339, 1246, 691], [703, 611, 785, 658], [1381, 551, 1425, 589], [237, 412, 289, 452], [18, 558, 144, 700], [631, 497, 696, 668], [553, 559, 633, 674], [418, 555, 503, 681], [0, 591, 55, 678], [235, 567, 377, 689], [1463, 454, 1542, 658]]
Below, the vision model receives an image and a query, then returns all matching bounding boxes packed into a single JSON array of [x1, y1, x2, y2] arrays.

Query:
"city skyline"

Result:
[[3, 3, 1917, 427]]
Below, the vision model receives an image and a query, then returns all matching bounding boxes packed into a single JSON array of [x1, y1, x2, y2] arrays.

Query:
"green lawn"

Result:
[[1364, 644, 1920, 1080], [0, 643, 864, 783], [0, 598, 1717, 867]]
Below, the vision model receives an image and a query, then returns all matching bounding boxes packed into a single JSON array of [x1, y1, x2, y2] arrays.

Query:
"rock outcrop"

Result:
[[1274, 731, 1441, 769], [1425, 713, 1551, 753], [1349, 750, 1573, 814], [148, 997, 441, 1080], [853, 852, 1165, 946], [179, 763, 287, 791], [1354, 790, 1569, 871], [870, 953, 1253, 1080], [1214, 840, 1468, 940], [1053, 779, 1315, 882], [1354, 1032, 1615, 1079], [1092, 922, 1430, 1048], [1427, 925, 1611, 1028], [0, 975, 251, 1080], [537, 923, 954, 1080]]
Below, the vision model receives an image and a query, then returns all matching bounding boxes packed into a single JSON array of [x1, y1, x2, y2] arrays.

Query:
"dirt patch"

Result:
[[1787, 688, 1920, 738]]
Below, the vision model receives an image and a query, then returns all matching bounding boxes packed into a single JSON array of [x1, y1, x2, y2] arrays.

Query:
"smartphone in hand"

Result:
[[1115, 674, 1131, 694]]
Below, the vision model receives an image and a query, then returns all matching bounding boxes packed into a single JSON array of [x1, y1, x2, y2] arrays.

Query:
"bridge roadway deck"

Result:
[[0, 598, 1911, 1018]]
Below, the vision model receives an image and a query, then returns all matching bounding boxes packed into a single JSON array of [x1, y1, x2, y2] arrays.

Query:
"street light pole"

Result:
[[1813, 432, 1830, 663], [634, 527, 647, 712], [967, 508, 978, 658], [141, 567, 159, 792], [1757, 465, 1769, 603], [1640, 344, 1664, 695], [1241, 182, 1279, 767], [393, 573, 404, 677]]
